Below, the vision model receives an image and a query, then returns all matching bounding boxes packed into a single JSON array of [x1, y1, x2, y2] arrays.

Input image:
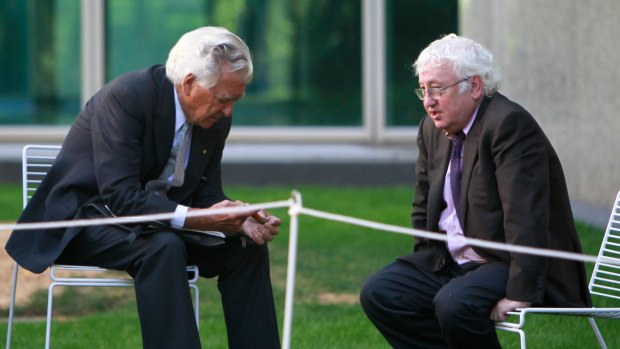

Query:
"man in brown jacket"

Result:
[[360, 34, 591, 349]]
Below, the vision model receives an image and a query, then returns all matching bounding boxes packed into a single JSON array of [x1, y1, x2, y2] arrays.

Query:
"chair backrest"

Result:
[[588, 190, 620, 301], [22, 145, 61, 209]]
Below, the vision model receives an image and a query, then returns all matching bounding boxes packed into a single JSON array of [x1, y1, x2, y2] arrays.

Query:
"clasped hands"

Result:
[[185, 200, 281, 245]]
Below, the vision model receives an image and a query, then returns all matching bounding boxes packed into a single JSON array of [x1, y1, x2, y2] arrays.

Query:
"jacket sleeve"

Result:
[[411, 116, 431, 250], [491, 109, 550, 304]]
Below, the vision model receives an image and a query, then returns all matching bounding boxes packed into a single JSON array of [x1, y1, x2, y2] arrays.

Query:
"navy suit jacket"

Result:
[[403, 93, 591, 307], [6, 65, 230, 273]]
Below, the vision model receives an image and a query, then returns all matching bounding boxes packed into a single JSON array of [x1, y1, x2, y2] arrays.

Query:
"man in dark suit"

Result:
[[360, 34, 591, 348], [6, 27, 281, 349]]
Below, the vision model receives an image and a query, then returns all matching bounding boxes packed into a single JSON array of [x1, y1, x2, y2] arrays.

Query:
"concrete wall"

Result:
[[460, 0, 620, 213]]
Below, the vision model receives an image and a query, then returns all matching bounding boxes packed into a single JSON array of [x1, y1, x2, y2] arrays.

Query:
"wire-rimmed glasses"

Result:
[[414, 77, 471, 100]]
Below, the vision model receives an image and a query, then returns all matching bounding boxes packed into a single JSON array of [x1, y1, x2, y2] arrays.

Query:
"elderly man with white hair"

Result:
[[360, 34, 591, 349], [6, 27, 281, 349]]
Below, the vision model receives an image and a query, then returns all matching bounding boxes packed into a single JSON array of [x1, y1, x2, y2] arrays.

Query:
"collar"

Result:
[[448, 101, 481, 139], [173, 88, 187, 132], [462, 102, 481, 136]]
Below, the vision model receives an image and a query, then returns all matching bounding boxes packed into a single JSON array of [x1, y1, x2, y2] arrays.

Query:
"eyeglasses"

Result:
[[414, 77, 470, 101]]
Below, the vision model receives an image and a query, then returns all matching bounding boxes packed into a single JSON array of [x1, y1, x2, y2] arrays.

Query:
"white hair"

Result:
[[413, 34, 501, 97], [165, 26, 253, 89]]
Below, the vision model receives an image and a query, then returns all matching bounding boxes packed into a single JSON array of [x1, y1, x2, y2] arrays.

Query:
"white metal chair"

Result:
[[6, 145, 201, 348], [495, 190, 620, 348]]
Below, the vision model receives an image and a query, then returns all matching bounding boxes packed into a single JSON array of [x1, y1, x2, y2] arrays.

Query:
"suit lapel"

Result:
[[427, 131, 452, 228], [461, 124, 478, 228], [185, 126, 216, 186], [460, 96, 492, 227], [154, 75, 176, 173]]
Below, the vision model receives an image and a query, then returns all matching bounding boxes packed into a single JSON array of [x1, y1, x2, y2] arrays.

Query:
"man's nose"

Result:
[[422, 94, 436, 107], [222, 103, 235, 118]]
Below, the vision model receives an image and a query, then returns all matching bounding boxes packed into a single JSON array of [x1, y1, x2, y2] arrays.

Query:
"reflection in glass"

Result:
[[107, 0, 363, 127], [0, 0, 81, 125], [385, 0, 457, 127], [0, 0, 457, 129]]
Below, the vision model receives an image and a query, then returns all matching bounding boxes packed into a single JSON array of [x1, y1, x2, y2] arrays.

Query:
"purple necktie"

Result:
[[450, 131, 466, 220]]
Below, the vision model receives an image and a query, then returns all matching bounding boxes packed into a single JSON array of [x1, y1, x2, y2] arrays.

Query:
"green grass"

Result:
[[0, 184, 23, 221], [1, 185, 618, 348]]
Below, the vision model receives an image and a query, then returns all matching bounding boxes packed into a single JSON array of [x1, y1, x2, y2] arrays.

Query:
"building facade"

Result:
[[461, 0, 620, 216]]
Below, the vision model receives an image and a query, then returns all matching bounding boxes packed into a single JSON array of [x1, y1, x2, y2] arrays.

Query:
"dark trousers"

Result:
[[360, 259, 508, 349], [56, 225, 280, 349]]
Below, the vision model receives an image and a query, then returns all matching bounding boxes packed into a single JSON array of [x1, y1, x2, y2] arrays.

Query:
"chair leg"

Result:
[[517, 329, 526, 349], [496, 326, 527, 349], [588, 317, 607, 349], [191, 284, 200, 328], [5, 262, 20, 349], [40, 279, 198, 347], [45, 283, 57, 349]]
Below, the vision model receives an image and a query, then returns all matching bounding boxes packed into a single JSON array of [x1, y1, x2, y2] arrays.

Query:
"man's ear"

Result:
[[181, 73, 197, 96], [470, 75, 484, 99]]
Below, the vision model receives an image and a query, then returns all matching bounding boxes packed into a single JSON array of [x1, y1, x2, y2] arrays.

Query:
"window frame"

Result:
[[0, 0, 417, 144]]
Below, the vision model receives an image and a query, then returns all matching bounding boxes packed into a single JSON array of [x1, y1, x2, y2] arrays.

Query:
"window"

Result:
[[0, 0, 81, 125], [106, 0, 363, 127], [385, 0, 458, 127], [0, 0, 457, 140]]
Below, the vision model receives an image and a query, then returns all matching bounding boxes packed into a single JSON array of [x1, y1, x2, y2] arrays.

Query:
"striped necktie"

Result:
[[159, 121, 192, 187]]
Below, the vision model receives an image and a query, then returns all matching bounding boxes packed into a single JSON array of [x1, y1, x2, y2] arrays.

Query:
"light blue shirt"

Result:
[[171, 88, 191, 228]]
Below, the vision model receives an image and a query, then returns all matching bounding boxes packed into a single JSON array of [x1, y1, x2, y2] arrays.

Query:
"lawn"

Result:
[[0, 184, 617, 348]]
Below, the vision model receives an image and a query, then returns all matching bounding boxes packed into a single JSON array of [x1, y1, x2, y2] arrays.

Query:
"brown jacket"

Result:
[[403, 93, 591, 307]]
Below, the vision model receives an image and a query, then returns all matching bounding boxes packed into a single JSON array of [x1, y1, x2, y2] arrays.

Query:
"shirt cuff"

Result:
[[171, 205, 189, 229]]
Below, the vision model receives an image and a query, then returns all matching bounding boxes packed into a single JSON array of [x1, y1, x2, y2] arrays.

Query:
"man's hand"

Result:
[[184, 200, 257, 234], [490, 298, 532, 322], [241, 210, 281, 245]]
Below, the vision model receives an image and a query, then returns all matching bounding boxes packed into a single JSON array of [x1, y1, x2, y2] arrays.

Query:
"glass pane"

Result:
[[106, 0, 363, 127], [106, 0, 210, 79], [385, 0, 458, 127], [0, 0, 81, 125]]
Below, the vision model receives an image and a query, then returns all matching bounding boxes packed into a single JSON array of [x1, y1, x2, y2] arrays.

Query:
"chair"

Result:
[[495, 190, 620, 348], [6, 145, 200, 349]]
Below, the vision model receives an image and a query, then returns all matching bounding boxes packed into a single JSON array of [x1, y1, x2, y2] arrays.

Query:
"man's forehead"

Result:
[[212, 83, 246, 101], [418, 64, 456, 82], [215, 92, 243, 102]]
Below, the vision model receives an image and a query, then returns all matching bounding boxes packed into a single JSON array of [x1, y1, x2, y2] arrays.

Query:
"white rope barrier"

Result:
[[280, 191, 618, 349], [282, 191, 302, 349], [1, 194, 606, 265], [2, 191, 615, 349], [297, 206, 603, 265], [0, 200, 293, 232]]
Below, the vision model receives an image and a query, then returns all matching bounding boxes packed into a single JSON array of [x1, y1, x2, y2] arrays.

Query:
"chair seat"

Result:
[[497, 307, 620, 329], [50, 264, 200, 284], [495, 189, 620, 348]]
